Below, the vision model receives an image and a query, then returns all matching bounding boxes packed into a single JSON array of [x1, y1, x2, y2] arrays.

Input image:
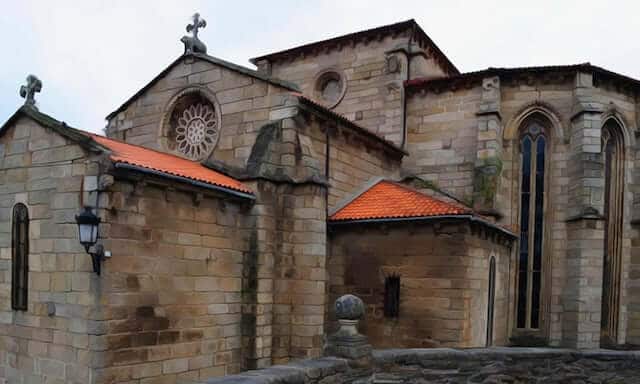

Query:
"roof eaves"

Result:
[[105, 53, 300, 121], [113, 162, 255, 200], [328, 214, 517, 238]]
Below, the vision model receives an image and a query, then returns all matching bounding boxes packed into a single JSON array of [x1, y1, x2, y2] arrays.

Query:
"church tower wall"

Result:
[[260, 31, 451, 148]]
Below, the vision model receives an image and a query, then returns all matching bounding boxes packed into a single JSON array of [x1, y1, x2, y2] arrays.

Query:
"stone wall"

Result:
[[0, 117, 100, 383], [265, 35, 447, 146], [405, 86, 482, 201], [327, 220, 512, 349], [325, 122, 401, 210], [91, 177, 252, 383]]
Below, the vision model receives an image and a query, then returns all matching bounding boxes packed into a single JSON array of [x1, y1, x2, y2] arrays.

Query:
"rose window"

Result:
[[174, 103, 218, 160]]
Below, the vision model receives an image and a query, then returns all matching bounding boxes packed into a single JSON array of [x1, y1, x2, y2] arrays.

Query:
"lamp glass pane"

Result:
[[79, 224, 95, 245]]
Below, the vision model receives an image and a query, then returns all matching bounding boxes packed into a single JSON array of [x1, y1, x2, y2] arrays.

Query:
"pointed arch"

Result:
[[601, 108, 634, 150], [504, 102, 565, 144], [600, 117, 625, 346]]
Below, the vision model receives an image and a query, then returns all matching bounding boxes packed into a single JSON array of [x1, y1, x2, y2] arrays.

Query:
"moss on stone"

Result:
[[472, 157, 503, 206]]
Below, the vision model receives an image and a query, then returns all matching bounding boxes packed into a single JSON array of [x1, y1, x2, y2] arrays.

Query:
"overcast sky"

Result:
[[1, 1, 638, 133]]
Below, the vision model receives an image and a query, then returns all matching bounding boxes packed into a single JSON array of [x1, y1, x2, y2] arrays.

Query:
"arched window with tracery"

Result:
[[516, 119, 547, 330], [11, 203, 29, 311], [601, 118, 625, 345]]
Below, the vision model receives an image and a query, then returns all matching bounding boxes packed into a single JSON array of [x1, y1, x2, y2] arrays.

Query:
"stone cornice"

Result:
[[251, 19, 459, 76], [406, 63, 640, 98]]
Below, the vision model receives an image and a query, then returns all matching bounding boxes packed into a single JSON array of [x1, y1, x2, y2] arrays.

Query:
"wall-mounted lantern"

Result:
[[75, 206, 105, 275]]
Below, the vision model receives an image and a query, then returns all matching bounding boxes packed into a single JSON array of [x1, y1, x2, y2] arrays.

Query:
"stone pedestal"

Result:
[[326, 294, 372, 360], [327, 319, 372, 359]]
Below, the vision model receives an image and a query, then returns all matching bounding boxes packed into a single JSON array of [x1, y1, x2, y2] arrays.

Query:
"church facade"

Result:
[[1, 17, 639, 383]]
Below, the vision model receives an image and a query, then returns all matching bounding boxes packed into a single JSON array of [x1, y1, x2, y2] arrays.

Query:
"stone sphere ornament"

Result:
[[335, 294, 365, 320]]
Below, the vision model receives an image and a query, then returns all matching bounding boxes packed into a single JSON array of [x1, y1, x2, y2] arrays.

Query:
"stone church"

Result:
[[0, 16, 639, 383]]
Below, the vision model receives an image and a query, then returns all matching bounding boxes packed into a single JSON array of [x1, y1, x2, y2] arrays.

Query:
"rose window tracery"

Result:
[[175, 103, 218, 160], [165, 90, 220, 161]]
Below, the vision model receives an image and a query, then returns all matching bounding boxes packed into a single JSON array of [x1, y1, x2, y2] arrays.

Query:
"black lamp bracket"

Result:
[[86, 244, 105, 275]]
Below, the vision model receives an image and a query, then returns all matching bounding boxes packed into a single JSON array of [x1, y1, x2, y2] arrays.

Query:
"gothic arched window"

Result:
[[601, 119, 625, 345], [516, 121, 546, 329], [11, 203, 29, 311]]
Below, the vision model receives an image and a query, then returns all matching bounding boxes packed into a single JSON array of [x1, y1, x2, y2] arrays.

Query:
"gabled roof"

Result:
[[329, 180, 470, 222], [329, 180, 516, 237], [405, 63, 640, 92], [250, 19, 459, 76], [91, 135, 254, 197], [1, 106, 254, 199], [105, 53, 300, 121]]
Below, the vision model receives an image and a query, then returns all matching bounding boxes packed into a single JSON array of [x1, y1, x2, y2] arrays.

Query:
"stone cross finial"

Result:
[[187, 13, 206, 38], [20, 74, 42, 108], [181, 13, 207, 54]]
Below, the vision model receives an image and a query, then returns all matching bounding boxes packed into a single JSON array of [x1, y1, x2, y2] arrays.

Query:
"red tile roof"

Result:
[[329, 180, 471, 222], [90, 135, 253, 195]]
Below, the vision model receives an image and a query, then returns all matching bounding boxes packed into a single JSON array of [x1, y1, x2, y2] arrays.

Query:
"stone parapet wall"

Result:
[[193, 348, 640, 383]]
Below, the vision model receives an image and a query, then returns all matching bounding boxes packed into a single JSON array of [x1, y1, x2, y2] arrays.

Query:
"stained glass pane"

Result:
[[517, 137, 532, 328], [533, 137, 545, 273], [531, 271, 541, 328], [517, 270, 528, 328]]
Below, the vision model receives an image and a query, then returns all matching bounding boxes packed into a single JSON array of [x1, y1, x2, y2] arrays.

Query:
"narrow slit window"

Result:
[[384, 275, 400, 318], [11, 203, 29, 311]]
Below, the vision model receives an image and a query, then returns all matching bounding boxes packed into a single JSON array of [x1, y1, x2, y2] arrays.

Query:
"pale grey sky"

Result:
[[1, 1, 638, 133]]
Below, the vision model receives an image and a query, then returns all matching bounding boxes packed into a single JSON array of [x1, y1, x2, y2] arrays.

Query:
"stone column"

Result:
[[473, 76, 503, 219], [272, 183, 327, 362], [562, 71, 605, 349]]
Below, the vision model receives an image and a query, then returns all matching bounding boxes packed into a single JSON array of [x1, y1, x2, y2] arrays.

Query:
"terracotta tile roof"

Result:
[[329, 180, 471, 222], [90, 135, 253, 196]]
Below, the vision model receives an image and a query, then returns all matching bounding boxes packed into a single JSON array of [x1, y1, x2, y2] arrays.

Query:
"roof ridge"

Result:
[[88, 132, 186, 159], [380, 180, 471, 212], [329, 179, 472, 222]]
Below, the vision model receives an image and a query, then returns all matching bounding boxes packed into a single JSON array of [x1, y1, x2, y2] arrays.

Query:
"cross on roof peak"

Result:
[[181, 12, 208, 54], [186, 13, 206, 38], [19, 74, 42, 109]]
